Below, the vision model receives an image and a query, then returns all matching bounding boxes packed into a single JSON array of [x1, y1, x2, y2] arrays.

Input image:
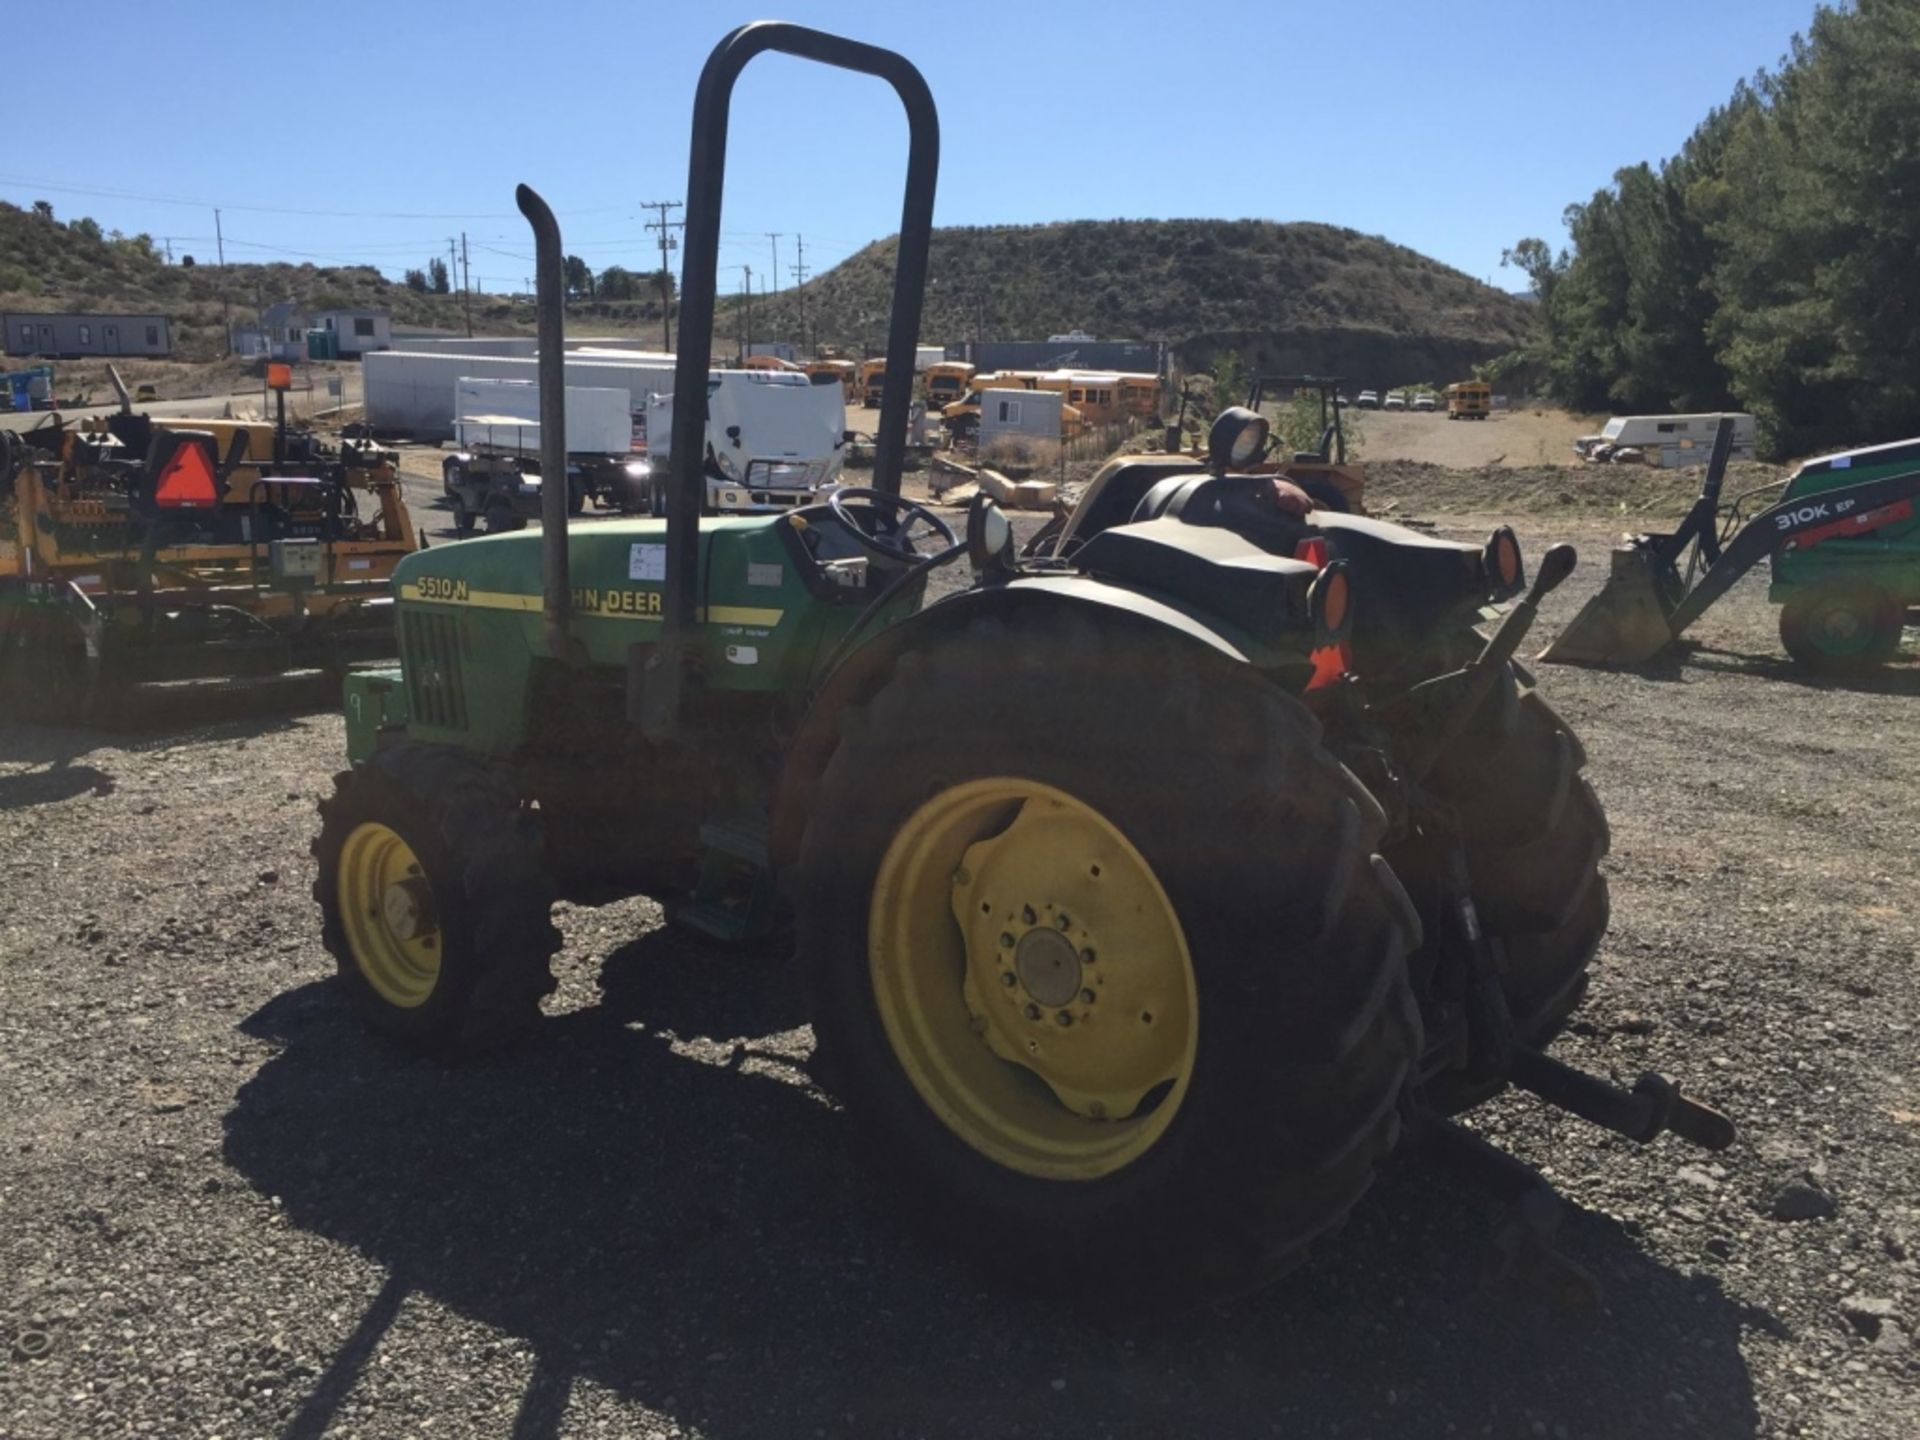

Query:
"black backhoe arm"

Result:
[[1667, 469, 1920, 639]]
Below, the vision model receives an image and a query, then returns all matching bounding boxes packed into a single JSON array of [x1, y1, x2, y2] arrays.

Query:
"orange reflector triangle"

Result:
[[154, 442, 220, 507]]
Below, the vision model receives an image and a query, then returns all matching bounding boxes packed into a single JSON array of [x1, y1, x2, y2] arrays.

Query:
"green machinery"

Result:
[[1541, 418, 1920, 671], [313, 22, 1733, 1305]]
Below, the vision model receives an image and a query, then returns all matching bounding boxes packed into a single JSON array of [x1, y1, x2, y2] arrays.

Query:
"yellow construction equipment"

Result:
[[0, 381, 419, 724]]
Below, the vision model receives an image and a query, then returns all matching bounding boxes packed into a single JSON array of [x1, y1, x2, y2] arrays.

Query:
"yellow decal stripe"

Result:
[[400, 583, 781, 627]]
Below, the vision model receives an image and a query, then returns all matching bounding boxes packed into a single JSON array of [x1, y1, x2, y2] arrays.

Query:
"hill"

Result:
[[0, 202, 526, 359], [734, 219, 1537, 384]]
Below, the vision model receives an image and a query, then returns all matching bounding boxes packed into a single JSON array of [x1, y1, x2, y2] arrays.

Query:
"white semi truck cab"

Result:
[[647, 370, 848, 512]]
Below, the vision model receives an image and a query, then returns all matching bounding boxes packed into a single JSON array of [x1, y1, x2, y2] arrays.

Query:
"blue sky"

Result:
[[7, 0, 1822, 302]]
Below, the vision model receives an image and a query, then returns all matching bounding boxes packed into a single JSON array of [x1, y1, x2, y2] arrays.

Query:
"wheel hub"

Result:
[[380, 876, 437, 941], [1014, 926, 1082, 1008], [868, 778, 1199, 1180]]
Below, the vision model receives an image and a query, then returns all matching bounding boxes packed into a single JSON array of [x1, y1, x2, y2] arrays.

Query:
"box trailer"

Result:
[[914, 344, 945, 373], [1574, 413, 1757, 468], [441, 378, 650, 530], [363, 350, 679, 440], [647, 369, 847, 513]]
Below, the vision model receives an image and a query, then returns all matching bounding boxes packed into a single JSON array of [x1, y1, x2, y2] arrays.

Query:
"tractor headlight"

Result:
[[1208, 407, 1270, 473]]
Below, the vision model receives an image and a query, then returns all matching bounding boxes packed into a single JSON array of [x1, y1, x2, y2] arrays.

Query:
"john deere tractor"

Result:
[[313, 23, 1730, 1304]]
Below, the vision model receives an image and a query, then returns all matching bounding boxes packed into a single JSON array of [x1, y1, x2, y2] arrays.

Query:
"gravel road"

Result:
[[2, 480, 1916, 1438]]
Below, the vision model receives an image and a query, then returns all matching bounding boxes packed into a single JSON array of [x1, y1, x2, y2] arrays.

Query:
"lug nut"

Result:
[[1000, 971, 1018, 988], [1056, 912, 1072, 931], [1054, 1011, 1073, 1028], [1024, 1003, 1041, 1022], [1022, 905, 1037, 925], [998, 932, 1014, 950], [1080, 988, 1095, 1004], [1081, 948, 1097, 965]]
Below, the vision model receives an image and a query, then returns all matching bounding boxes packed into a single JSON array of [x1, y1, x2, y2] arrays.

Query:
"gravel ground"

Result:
[[2, 476, 1917, 1439]]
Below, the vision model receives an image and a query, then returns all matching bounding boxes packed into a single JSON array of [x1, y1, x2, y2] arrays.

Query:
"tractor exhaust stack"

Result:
[[516, 183, 574, 664]]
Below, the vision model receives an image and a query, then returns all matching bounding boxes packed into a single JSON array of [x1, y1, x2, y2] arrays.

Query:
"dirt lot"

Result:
[[1352, 406, 1607, 470], [2, 468, 1917, 1439]]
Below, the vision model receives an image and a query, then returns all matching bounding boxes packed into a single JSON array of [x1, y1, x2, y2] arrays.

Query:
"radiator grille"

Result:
[[400, 610, 468, 730]]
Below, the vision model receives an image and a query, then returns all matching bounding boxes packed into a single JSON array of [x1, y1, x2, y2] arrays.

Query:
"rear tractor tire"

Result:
[[1779, 583, 1903, 672], [313, 742, 560, 1056], [1423, 667, 1611, 1050], [797, 613, 1422, 1305]]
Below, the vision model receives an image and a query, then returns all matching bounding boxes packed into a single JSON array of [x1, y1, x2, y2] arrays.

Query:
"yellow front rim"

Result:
[[337, 821, 443, 1009], [869, 778, 1198, 1181]]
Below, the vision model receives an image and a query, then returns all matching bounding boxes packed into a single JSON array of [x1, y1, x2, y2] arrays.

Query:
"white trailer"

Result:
[[443, 378, 651, 524], [977, 387, 1065, 452], [1574, 413, 1757, 467], [914, 344, 945, 373], [647, 370, 847, 512], [363, 350, 679, 440], [452, 377, 635, 456]]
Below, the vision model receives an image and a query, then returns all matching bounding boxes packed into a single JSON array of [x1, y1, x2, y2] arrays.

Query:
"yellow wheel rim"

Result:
[[869, 778, 1198, 1181], [337, 821, 443, 1009]]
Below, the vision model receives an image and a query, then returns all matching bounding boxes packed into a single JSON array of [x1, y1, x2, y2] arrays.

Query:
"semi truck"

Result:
[[645, 368, 847, 512]]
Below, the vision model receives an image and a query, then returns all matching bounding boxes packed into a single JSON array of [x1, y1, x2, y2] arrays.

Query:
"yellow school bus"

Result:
[[923, 360, 975, 407], [857, 359, 887, 407], [1115, 372, 1162, 420], [802, 359, 856, 403], [1446, 380, 1492, 421], [1037, 371, 1125, 425]]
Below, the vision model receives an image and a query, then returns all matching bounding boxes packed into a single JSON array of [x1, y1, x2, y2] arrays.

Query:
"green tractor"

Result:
[[312, 23, 1731, 1304]]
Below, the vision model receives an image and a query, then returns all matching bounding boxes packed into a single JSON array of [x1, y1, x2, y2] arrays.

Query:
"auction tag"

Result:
[[629, 543, 666, 581]]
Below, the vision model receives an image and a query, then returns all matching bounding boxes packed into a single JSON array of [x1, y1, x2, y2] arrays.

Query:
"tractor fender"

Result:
[[771, 574, 1265, 872]]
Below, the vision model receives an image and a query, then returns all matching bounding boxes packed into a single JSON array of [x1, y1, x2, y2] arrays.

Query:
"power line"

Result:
[[0, 171, 631, 220]]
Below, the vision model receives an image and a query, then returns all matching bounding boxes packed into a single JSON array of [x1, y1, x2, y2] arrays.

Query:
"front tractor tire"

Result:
[[313, 742, 560, 1056], [1778, 582, 1903, 672], [797, 614, 1423, 1305]]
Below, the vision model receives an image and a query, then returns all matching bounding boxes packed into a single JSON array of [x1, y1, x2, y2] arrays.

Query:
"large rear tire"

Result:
[[1424, 669, 1611, 1046], [313, 742, 560, 1056], [797, 613, 1422, 1305]]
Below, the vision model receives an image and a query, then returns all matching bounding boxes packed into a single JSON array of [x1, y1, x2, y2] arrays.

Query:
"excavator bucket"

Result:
[[1537, 544, 1677, 666]]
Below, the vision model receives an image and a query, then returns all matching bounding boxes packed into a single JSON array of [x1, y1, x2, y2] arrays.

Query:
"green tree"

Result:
[[428, 257, 450, 294], [70, 216, 103, 243], [31, 200, 53, 222], [564, 254, 594, 298], [599, 265, 643, 301], [404, 268, 429, 293]]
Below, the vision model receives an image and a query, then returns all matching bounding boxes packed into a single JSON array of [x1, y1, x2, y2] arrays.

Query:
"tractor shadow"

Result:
[[1572, 640, 1920, 697], [226, 973, 1766, 1440]]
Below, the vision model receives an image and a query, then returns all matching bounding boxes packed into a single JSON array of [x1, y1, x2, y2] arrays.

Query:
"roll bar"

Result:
[[639, 22, 940, 738]]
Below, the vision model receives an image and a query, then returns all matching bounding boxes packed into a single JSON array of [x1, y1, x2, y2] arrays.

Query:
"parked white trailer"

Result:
[[914, 344, 945, 373], [363, 350, 680, 440], [453, 377, 635, 456], [977, 386, 1065, 452], [1574, 412, 1757, 467], [647, 370, 847, 512]]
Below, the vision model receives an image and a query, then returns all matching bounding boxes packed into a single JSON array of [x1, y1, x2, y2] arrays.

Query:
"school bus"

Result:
[[1036, 371, 1125, 425], [1446, 380, 1492, 421], [741, 353, 802, 373], [857, 358, 887, 407], [1115, 372, 1163, 420], [803, 358, 857, 402], [923, 360, 975, 407]]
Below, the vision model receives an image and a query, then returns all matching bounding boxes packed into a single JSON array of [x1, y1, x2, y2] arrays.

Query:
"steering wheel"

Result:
[[827, 486, 958, 564]]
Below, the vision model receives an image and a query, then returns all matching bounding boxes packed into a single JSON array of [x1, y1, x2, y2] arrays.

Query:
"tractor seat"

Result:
[[1054, 456, 1205, 552]]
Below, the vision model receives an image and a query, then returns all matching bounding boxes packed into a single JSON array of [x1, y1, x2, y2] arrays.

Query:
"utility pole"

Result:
[[764, 232, 782, 298], [791, 234, 810, 355], [213, 207, 231, 355], [460, 232, 473, 337], [447, 238, 458, 299], [738, 264, 753, 362], [641, 200, 683, 352]]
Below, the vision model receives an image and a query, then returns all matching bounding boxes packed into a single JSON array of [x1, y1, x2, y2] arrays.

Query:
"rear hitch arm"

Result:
[[1508, 1046, 1735, 1151], [1394, 543, 1578, 781]]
